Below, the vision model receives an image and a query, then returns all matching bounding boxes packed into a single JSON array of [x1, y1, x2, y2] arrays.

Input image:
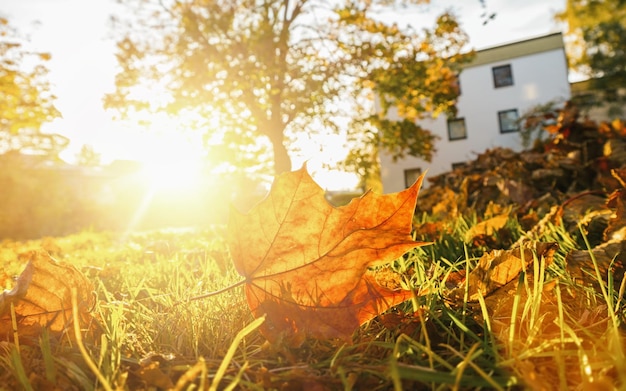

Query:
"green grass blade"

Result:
[[39, 328, 57, 383], [210, 315, 265, 391], [9, 347, 33, 391]]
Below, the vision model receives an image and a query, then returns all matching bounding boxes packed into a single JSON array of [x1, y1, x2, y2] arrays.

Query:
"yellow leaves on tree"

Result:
[[0, 18, 61, 135], [0, 251, 95, 342], [229, 165, 427, 346]]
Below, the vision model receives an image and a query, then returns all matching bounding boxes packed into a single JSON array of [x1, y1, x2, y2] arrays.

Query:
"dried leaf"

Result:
[[464, 213, 509, 244], [229, 165, 426, 346], [0, 251, 95, 341], [566, 240, 626, 285], [605, 170, 626, 242], [500, 179, 534, 205], [133, 361, 175, 389], [448, 242, 558, 302], [413, 221, 449, 241]]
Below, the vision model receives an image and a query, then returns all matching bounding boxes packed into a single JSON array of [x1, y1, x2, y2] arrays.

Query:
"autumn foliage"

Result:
[[229, 165, 427, 346]]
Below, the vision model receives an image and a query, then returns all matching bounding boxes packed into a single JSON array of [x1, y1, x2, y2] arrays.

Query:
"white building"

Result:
[[380, 32, 571, 192]]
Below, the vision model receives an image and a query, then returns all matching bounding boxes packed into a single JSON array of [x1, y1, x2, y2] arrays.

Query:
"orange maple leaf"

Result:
[[228, 165, 427, 346]]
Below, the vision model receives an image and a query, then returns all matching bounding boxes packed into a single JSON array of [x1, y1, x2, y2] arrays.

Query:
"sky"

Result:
[[1, 0, 567, 189]]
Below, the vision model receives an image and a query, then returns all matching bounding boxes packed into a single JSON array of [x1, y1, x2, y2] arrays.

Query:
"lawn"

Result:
[[1, 205, 624, 390]]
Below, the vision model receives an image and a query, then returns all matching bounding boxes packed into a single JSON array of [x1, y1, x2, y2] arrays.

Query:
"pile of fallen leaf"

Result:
[[417, 105, 626, 229], [414, 102, 626, 300], [416, 103, 626, 253]]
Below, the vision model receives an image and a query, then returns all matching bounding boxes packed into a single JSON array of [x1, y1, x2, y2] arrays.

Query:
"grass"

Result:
[[0, 213, 624, 390]]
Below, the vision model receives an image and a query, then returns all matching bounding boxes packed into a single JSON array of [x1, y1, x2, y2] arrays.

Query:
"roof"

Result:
[[466, 32, 565, 68]]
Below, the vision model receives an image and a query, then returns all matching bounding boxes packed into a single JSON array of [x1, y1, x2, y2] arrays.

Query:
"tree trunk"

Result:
[[267, 131, 292, 175]]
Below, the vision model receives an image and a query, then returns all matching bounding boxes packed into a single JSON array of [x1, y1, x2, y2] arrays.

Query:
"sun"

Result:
[[140, 155, 204, 191], [135, 131, 207, 193], [119, 129, 213, 233], [139, 152, 205, 193]]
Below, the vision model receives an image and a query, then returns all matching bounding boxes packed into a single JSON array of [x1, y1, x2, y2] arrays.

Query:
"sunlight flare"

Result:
[[140, 154, 204, 192], [134, 126, 207, 192]]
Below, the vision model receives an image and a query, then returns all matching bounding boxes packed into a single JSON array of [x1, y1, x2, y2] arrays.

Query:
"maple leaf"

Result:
[[228, 165, 427, 346], [0, 251, 95, 342]]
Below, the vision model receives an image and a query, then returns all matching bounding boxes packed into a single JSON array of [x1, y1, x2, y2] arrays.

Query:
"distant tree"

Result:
[[557, 0, 626, 87], [0, 17, 61, 156], [342, 11, 471, 189], [0, 128, 69, 160], [76, 144, 102, 166], [106, 0, 471, 181]]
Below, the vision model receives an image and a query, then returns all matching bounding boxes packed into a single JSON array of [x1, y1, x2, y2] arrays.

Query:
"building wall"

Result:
[[380, 33, 571, 192]]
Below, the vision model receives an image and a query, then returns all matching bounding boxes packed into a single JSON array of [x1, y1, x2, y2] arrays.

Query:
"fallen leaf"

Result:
[[448, 242, 558, 302], [605, 169, 626, 241], [464, 213, 509, 244], [413, 221, 448, 241], [496, 179, 534, 205], [133, 361, 175, 390], [0, 251, 95, 341], [228, 165, 427, 346], [566, 239, 626, 286]]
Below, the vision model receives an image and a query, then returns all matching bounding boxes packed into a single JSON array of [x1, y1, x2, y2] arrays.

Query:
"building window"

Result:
[[447, 118, 467, 140], [492, 64, 513, 88], [498, 109, 520, 133], [404, 168, 422, 188]]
